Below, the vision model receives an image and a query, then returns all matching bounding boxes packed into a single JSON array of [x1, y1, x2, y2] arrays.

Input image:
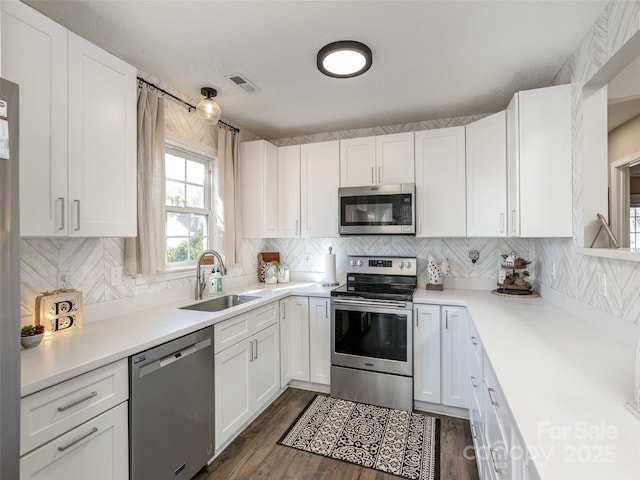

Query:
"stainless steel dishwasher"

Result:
[[130, 326, 214, 480]]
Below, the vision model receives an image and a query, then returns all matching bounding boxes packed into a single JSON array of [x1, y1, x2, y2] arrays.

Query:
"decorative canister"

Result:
[[278, 265, 290, 283], [263, 262, 278, 284]]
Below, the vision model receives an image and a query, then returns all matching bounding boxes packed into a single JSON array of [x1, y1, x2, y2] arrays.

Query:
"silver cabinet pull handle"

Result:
[[499, 213, 505, 233], [57, 197, 65, 230], [282, 302, 287, 320], [414, 307, 418, 327], [57, 427, 98, 452], [249, 341, 254, 362], [254, 339, 258, 359], [445, 310, 449, 329], [371, 166, 374, 184], [489, 447, 502, 474], [470, 336, 478, 346], [488, 387, 499, 406], [470, 376, 478, 388], [470, 423, 478, 439], [325, 301, 328, 319], [378, 166, 382, 184], [57, 391, 97, 412], [511, 209, 517, 232], [74, 200, 81, 231]]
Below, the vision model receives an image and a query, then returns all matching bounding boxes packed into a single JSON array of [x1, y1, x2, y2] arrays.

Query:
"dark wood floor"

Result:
[[194, 388, 479, 480]]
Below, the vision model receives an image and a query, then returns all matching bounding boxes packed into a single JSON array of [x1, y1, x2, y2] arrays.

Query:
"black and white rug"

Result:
[[278, 395, 440, 480]]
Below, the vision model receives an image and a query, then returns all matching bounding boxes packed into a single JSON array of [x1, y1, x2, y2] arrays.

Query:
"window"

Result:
[[631, 207, 640, 250], [165, 145, 214, 267]]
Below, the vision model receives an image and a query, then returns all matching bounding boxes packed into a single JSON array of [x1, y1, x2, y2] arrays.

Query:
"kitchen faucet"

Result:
[[195, 250, 227, 300]]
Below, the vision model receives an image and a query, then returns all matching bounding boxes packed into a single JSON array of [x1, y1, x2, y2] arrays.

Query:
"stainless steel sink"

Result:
[[181, 295, 260, 312]]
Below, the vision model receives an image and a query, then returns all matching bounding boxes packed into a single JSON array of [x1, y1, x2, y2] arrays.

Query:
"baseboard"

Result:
[[289, 380, 330, 394], [414, 400, 469, 419]]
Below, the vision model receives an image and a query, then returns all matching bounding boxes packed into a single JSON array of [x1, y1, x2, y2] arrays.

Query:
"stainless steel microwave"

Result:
[[338, 184, 416, 235]]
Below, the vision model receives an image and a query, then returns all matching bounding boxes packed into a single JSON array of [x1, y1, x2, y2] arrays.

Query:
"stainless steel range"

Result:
[[330, 255, 417, 411]]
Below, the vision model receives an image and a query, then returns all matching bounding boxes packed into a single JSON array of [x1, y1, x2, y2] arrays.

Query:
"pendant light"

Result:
[[196, 87, 222, 125], [317, 41, 372, 78]]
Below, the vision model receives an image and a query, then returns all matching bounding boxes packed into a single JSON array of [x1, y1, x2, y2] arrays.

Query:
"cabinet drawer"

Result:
[[214, 311, 252, 353], [21, 359, 128, 455], [20, 402, 128, 480], [214, 302, 279, 354], [252, 302, 279, 332]]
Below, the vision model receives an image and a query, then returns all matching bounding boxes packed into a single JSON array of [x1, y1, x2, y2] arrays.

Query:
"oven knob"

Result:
[[356, 260, 363, 267], [349, 259, 356, 267], [399, 261, 405, 270], [406, 261, 412, 269]]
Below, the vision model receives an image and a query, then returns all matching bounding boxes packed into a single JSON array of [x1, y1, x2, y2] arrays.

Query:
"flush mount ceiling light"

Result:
[[196, 87, 222, 125], [317, 40, 372, 78]]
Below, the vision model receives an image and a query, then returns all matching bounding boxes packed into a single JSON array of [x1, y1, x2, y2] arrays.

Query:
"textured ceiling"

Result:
[[24, 0, 608, 140]]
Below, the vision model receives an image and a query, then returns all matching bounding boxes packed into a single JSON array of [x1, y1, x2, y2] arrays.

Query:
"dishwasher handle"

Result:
[[136, 337, 212, 379]]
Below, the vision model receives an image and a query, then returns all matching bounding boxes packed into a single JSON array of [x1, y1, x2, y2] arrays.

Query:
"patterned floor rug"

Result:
[[278, 395, 440, 480]]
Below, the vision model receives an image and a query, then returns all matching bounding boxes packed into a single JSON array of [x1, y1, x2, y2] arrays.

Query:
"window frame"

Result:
[[164, 142, 216, 270]]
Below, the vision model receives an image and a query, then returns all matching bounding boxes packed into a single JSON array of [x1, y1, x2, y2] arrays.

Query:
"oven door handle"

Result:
[[331, 298, 408, 309]]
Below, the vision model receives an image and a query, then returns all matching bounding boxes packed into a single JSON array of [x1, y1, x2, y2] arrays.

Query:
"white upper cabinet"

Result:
[[340, 132, 414, 187], [277, 145, 301, 238], [466, 111, 507, 237], [1, 1, 136, 237], [2, 1, 68, 237], [240, 140, 278, 238], [415, 127, 466, 237], [340, 136, 376, 187], [301, 140, 340, 237], [507, 84, 572, 237], [67, 32, 137, 237]]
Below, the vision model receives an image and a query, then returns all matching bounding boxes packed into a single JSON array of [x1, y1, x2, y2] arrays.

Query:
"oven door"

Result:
[[331, 298, 413, 377]]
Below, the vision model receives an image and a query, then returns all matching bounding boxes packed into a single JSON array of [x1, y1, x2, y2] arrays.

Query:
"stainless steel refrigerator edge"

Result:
[[0, 78, 21, 480]]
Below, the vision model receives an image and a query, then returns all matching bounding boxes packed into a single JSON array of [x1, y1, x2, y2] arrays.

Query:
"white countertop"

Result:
[[414, 289, 640, 480], [20, 281, 333, 397], [22, 282, 640, 479]]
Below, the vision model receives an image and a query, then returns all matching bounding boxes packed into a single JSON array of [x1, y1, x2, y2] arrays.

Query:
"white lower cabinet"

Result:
[[309, 297, 331, 386], [19, 360, 129, 479], [214, 302, 280, 450], [20, 402, 128, 480], [414, 304, 468, 408], [469, 322, 540, 480], [280, 296, 310, 387]]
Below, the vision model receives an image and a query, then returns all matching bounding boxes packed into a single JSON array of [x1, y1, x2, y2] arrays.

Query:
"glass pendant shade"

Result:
[[196, 87, 222, 125]]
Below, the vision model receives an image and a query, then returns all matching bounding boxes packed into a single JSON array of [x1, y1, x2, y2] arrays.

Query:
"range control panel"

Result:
[[346, 255, 417, 276]]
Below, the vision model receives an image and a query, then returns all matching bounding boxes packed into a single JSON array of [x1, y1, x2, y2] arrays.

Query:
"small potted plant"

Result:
[[21, 324, 45, 349]]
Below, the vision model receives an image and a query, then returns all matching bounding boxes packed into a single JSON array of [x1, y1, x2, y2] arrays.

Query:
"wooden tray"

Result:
[[492, 289, 539, 299]]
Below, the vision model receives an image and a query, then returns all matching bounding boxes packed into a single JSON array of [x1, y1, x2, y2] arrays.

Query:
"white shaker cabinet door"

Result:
[[441, 306, 469, 409], [253, 324, 280, 412], [375, 132, 415, 185], [339, 136, 376, 187], [413, 304, 441, 403], [466, 111, 507, 237], [67, 32, 136, 237], [415, 127, 466, 237], [241, 140, 279, 238], [309, 297, 331, 386], [20, 403, 128, 480], [277, 145, 301, 237], [280, 297, 310, 387], [1, 1, 68, 236], [215, 339, 252, 449], [301, 141, 339, 237]]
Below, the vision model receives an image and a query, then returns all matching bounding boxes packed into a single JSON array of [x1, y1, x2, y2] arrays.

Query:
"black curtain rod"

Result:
[[137, 77, 240, 133]]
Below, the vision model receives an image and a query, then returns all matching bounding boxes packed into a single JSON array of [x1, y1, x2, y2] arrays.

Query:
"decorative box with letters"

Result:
[[35, 289, 83, 335]]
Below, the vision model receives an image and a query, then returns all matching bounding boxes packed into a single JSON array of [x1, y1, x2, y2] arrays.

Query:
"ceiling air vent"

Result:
[[227, 74, 259, 93]]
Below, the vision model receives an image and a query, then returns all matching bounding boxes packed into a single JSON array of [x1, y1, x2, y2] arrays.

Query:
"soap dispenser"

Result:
[[214, 267, 223, 294]]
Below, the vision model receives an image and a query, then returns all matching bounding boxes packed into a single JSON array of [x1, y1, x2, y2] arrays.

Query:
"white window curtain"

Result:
[[217, 126, 243, 265], [124, 86, 166, 275]]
